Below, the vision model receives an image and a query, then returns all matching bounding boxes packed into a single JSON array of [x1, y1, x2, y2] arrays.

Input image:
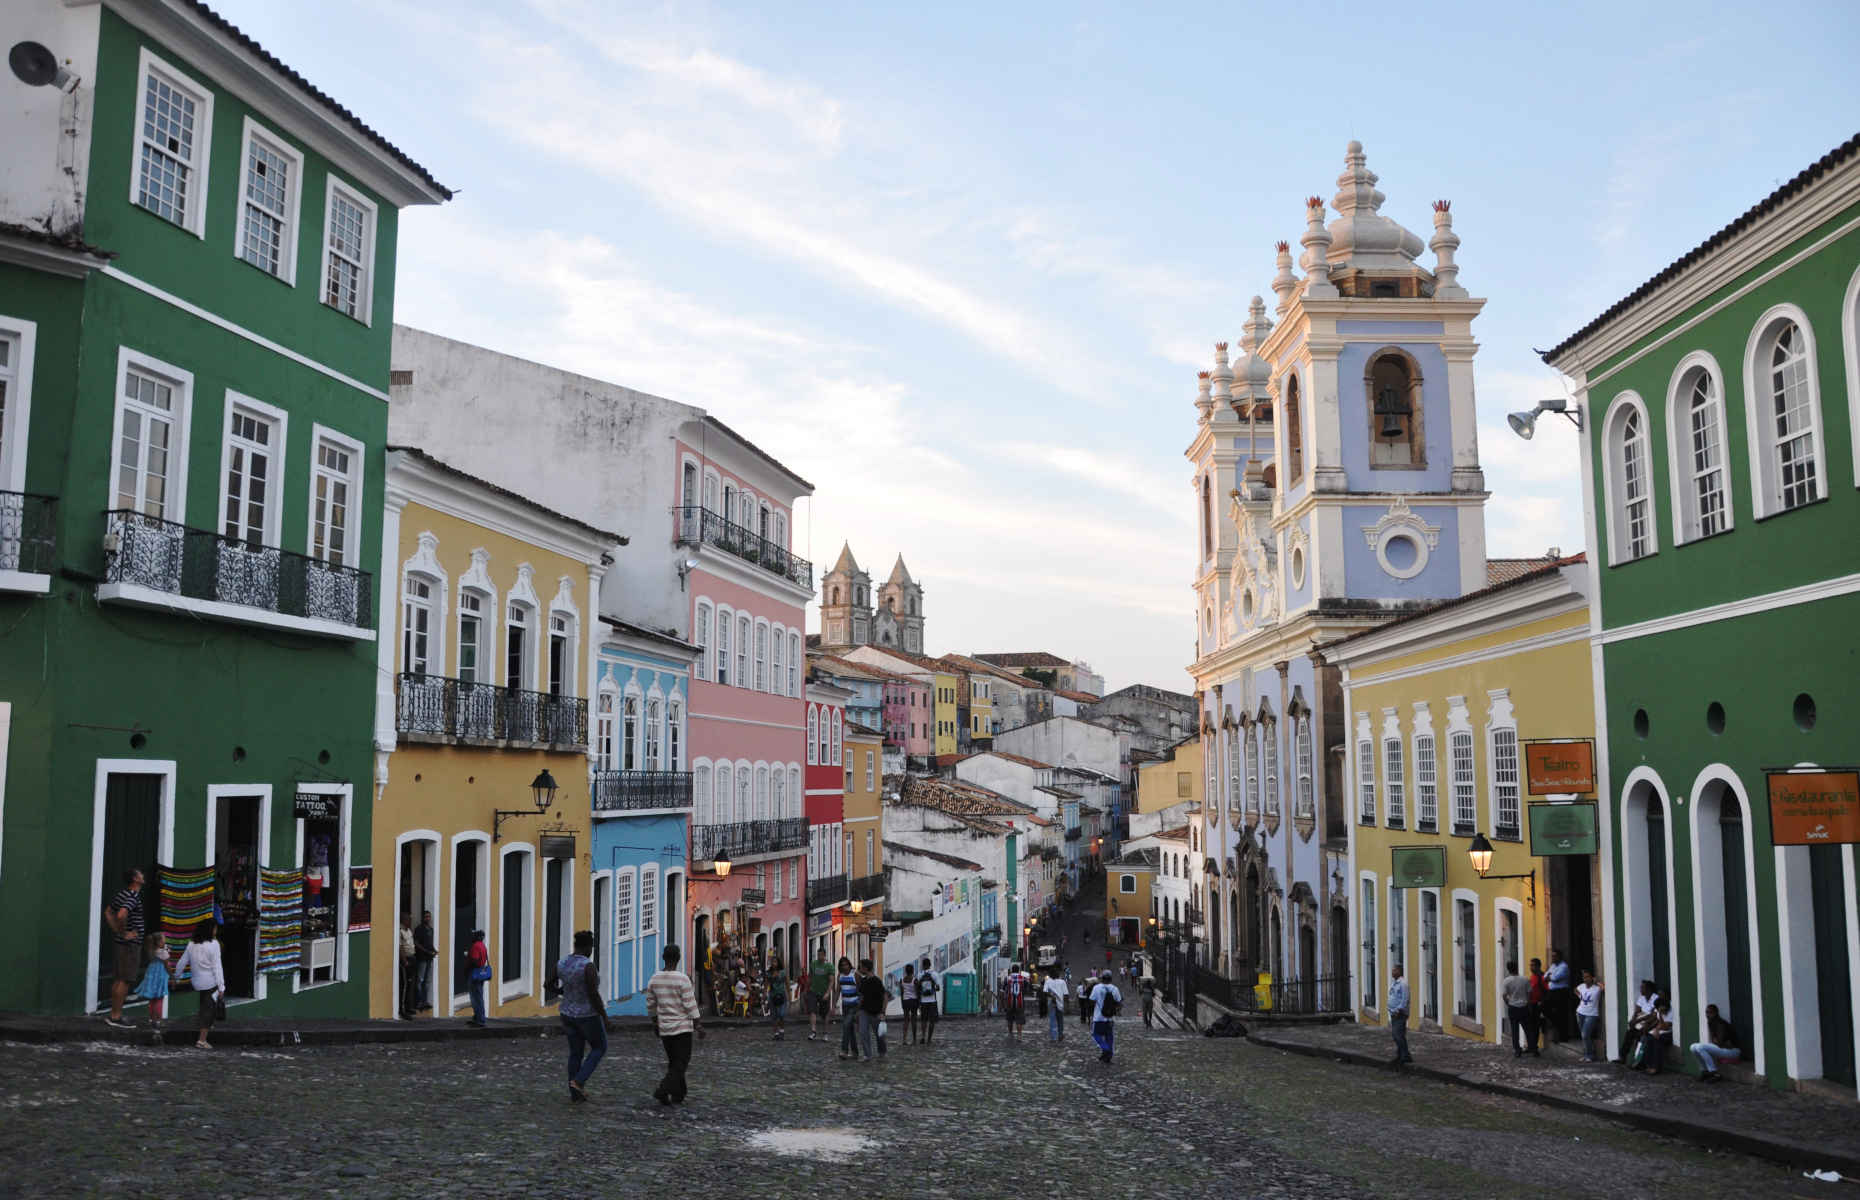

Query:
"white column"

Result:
[[374, 490, 406, 754]]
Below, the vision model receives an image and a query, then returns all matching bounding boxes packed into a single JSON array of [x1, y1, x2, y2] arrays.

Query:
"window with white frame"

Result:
[[772, 770, 784, 821], [640, 865, 658, 936], [548, 613, 572, 696], [694, 764, 711, 824], [832, 719, 842, 766], [1759, 317, 1820, 511], [1245, 725, 1259, 817], [1414, 730, 1437, 832], [1455, 896, 1477, 1018], [1610, 400, 1654, 561], [771, 626, 784, 695], [457, 591, 487, 682], [844, 758, 853, 791], [807, 707, 818, 765], [1384, 735, 1405, 829], [1357, 729, 1376, 825], [1675, 363, 1729, 540], [736, 767, 751, 823], [310, 433, 358, 566], [133, 52, 212, 234], [0, 323, 27, 494], [1360, 878, 1378, 1008], [755, 621, 768, 691], [668, 700, 682, 769], [716, 609, 731, 686], [645, 697, 663, 769], [789, 767, 801, 817], [1449, 730, 1476, 835], [596, 689, 617, 768], [221, 401, 281, 546], [735, 615, 749, 688], [615, 869, 635, 941], [115, 358, 189, 519], [757, 766, 770, 820], [622, 693, 640, 769], [1263, 719, 1279, 818], [788, 633, 800, 695], [237, 120, 301, 280], [322, 180, 376, 322], [695, 603, 712, 680], [505, 603, 534, 690], [788, 860, 798, 901], [865, 750, 874, 791], [1294, 714, 1314, 820], [1490, 728, 1520, 839], [402, 576, 435, 674], [1227, 727, 1240, 815]]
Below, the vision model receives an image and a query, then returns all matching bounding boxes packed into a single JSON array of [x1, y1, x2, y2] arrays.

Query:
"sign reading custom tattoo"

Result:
[[1523, 740, 1596, 795], [1767, 769, 1860, 846]]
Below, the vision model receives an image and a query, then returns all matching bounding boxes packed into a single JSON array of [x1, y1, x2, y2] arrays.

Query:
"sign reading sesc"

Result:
[[1528, 801, 1598, 856], [1523, 740, 1596, 795], [1390, 845, 1446, 889], [1766, 769, 1860, 846]]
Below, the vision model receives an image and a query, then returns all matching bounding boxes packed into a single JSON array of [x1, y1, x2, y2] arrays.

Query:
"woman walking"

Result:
[[767, 953, 789, 1040], [836, 957, 860, 1060], [174, 921, 225, 1050], [899, 964, 920, 1045], [466, 929, 491, 1026]]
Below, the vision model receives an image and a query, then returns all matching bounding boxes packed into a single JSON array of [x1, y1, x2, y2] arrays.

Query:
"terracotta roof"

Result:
[[387, 445, 626, 544], [1485, 556, 1563, 586], [886, 843, 983, 873], [1543, 131, 1860, 364], [1155, 826, 1190, 842], [975, 651, 1071, 668], [897, 776, 1038, 834], [1321, 554, 1587, 654], [177, 1, 451, 200], [937, 654, 1046, 692], [809, 654, 890, 682], [1110, 847, 1159, 870]]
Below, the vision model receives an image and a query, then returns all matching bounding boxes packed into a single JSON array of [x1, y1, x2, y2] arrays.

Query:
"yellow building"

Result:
[[930, 669, 960, 763], [967, 672, 994, 745], [1137, 738, 1202, 814], [1324, 558, 1596, 1046], [1106, 845, 1158, 948], [842, 722, 887, 974], [370, 448, 620, 1020]]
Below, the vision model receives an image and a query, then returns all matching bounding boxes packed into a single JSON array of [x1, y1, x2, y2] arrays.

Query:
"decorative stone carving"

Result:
[[1362, 498, 1441, 581]]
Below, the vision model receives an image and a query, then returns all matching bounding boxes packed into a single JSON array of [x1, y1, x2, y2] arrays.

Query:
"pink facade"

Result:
[[900, 677, 934, 758], [675, 430, 813, 977]]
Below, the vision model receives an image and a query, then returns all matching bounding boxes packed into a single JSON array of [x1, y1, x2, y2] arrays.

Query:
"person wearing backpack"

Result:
[[916, 958, 940, 1045], [1089, 969, 1122, 1063]]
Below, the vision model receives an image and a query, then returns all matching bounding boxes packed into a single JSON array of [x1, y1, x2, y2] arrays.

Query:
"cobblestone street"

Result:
[[0, 1017, 1834, 1198]]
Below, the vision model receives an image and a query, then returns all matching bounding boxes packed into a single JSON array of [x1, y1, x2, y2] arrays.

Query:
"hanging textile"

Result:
[[158, 866, 216, 982], [258, 868, 304, 974]]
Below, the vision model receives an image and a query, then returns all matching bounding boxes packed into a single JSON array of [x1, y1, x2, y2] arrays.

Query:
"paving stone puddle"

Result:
[[747, 1127, 877, 1162]]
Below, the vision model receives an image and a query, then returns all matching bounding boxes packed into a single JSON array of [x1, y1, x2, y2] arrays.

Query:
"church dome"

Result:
[[1325, 141, 1425, 273]]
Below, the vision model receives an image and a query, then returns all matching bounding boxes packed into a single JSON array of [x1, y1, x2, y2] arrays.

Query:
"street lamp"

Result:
[[494, 768, 558, 841], [1506, 398, 1583, 440], [1467, 831, 1537, 906], [850, 897, 863, 914], [712, 857, 732, 878]]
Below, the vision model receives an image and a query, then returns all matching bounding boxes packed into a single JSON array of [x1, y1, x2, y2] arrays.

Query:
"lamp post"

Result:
[[1467, 832, 1537, 906], [493, 769, 558, 841]]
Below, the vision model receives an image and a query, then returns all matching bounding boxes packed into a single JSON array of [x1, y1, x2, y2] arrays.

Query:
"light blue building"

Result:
[[1186, 143, 1493, 997], [590, 619, 699, 1015]]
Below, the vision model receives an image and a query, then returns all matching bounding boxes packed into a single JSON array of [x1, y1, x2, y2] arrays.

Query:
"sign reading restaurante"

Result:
[[1528, 801, 1598, 856], [1766, 769, 1860, 846], [1523, 739, 1596, 795]]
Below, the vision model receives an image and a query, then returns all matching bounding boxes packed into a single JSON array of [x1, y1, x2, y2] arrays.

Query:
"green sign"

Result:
[[1390, 845, 1446, 888], [1528, 802, 1598, 856]]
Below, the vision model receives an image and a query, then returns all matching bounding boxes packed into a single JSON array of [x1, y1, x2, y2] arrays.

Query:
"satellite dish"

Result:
[[9, 41, 76, 91]]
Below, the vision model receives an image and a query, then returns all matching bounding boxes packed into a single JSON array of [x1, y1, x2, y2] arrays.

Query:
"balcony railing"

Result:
[[395, 673, 587, 749], [1064, 827, 1082, 841], [1185, 904, 1205, 926], [103, 509, 373, 629], [674, 506, 812, 590], [807, 874, 847, 912], [693, 817, 808, 862], [1, 491, 56, 576], [593, 770, 692, 812], [848, 871, 886, 904]]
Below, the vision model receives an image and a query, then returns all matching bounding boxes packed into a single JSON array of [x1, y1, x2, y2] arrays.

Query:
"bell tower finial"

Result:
[[1430, 199, 1466, 299], [1271, 241, 1298, 315], [1300, 197, 1339, 299]]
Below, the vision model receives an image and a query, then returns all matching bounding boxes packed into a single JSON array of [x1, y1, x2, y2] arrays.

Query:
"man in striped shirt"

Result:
[[646, 944, 703, 1106]]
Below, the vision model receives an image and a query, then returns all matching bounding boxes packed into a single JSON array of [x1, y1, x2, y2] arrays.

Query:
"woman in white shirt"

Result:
[[174, 921, 226, 1049], [1575, 970, 1604, 1063]]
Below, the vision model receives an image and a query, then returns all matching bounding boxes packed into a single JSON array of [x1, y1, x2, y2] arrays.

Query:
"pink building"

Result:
[[803, 680, 850, 960], [677, 419, 813, 988]]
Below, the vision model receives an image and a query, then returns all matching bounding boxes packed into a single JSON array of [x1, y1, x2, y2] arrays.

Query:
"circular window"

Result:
[[1632, 708, 1650, 740], [1241, 590, 1255, 621], [1375, 527, 1429, 580], [1290, 546, 1306, 589], [1705, 702, 1726, 736], [1793, 693, 1816, 732]]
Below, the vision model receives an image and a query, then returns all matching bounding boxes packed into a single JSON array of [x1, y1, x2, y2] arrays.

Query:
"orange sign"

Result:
[[1767, 770, 1860, 846], [1524, 740, 1596, 795]]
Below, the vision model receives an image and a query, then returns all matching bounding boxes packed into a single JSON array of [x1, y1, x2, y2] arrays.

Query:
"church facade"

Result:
[[818, 545, 925, 654], [1187, 143, 1489, 1003]]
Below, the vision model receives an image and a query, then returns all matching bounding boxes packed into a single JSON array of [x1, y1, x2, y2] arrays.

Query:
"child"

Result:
[[131, 932, 172, 1025]]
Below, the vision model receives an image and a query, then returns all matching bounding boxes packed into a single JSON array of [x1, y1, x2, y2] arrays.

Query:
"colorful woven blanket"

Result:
[[258, 868, 304, 974], [158, 866, 215, 981]]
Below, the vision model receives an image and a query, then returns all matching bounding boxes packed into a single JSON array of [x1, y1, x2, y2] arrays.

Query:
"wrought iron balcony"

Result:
[[1064, 827, 1082, 841], [692, 817, 808, 862], [674, 506, 812, 590], [395, 673, 587, 749], [593, 770, 693, 812], [1, 491, 56, 578], [807, 873, 847, 912], [102, 509, 373, 631], [1185, 904, 1205, 926], [848, 871, 886, 904]]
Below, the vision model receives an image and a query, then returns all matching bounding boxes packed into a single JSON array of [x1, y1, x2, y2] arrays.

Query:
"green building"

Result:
[[1, 0, 447, 1015], [1543, 133, 1858, 1094]]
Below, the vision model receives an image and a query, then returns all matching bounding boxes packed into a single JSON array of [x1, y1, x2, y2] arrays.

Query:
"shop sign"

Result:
[[809, 910, 833, 934], [541, 834, 576, 860], [1390, 845, 1446, 889], [294, 791, 339, 820], [870, 929, 888, 943], [1767, 769, 1860, 846], [347, 866, 372, 932], [1523, 740, 1596, 795], [740, 888, 767, 906], [1528, 802, 1598, 856]]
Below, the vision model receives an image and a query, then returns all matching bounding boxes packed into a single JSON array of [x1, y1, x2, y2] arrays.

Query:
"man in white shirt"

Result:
[[1388, 965, 1412, 1065], [1042, 971, 1069, 1043], [1088, 970, 1121, 1064], [646, 944, 704, 1106]]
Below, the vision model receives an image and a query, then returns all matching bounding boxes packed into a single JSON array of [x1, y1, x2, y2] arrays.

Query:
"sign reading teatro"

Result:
[[1523, 739, 1596, 795]]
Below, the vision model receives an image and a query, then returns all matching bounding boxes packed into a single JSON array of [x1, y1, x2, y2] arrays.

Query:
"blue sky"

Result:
[[230, 0, 1860, 691]]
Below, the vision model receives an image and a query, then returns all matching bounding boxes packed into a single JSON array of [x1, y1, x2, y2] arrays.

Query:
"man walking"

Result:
[[1545, 948, 1573, 1042], [103, 868, 145, 1027], [553, 930, 606, 1102], [916, 958, 940, 1046], [807, 946, 833, 1041], [1043, 969, 1069, 1042], [1502, 963, 1534, 1058], [646, 944, 703, 1106], [412, 910, 438, 1011], [1388, 965, 1412, 1066], [855, 959, 885, 1062], [1088, 969, 1121, 1064]]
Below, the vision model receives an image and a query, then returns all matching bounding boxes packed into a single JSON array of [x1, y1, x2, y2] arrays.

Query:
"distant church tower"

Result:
[[819, 543, 872, 647], [877, 556, 925, 654]]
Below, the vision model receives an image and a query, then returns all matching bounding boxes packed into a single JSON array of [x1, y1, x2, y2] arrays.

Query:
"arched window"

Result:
[[505, 601, 535, 689], [771, 624, 784, 692], [402, 575, 436, 674], [1200, 476, 1212, 558], [832, 720, 842, 766], [756, 765, 770, 820], [755, 621, 769, 691], [694, 602, 712, 680], [736, 764, 752, 823], [713, 764, 730, 824], [645, 696, 663, 769], [1283, 373, 1304, 484], [1294, 713, 1314, 821], [788, 633, 800, 696], [807, 706, 818, 765], [667, 699, 682, 769], [1603, 394, 1656, 563], [715, 607, 731, 685], [1743, 311, 1823, 515], [694, 763, 711, 825], [736, 615, 750, 688], [622, 691, 641, 769], [1366, 350, 1424, 468], [831, 585, 840, 604], [1262, 715, 1280, 819], [1668, 355, 1731, 542], [818, 707, 831, 764], [772, 770, 784, 821], [789, 767, 801, 817], [596, 686, 617, 768]]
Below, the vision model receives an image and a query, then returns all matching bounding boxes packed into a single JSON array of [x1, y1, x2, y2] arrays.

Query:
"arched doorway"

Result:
[[1692, 773, 1758, 1061], [1620, 774, 1675, 1006], [1245, 864, 1262, 970], [1298, 924, 1317, 1013], [1269, 904, 1283, 983], [693, 913, 712, 1005], [1779, 839, 1858, 1088]]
